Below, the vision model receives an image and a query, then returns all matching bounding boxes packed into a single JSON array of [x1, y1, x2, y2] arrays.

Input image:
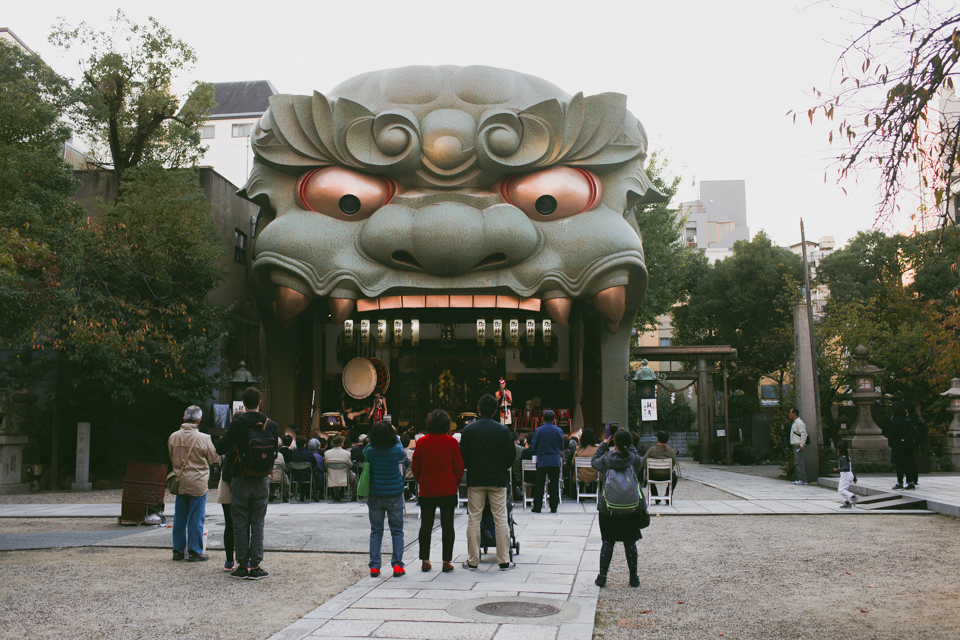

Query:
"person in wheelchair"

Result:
[[641, 431, 679, 504]]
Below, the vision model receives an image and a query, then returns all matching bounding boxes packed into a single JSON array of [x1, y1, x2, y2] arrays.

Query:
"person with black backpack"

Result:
[[591, 429, 646, 588], [215, 387, 279, 580]]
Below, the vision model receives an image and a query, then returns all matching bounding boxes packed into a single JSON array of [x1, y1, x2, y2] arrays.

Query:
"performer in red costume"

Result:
[[495, 379, 513, 429], [370, 392, 387, 424]]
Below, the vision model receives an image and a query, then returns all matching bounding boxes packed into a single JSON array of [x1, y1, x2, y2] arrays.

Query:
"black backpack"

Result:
[[241, 417, 278, 477]]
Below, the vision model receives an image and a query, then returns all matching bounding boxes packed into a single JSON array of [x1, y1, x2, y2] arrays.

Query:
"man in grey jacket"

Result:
[[789, 408, 808, 485]]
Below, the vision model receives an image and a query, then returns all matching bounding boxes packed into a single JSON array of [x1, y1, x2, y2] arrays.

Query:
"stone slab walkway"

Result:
[[268, 509, 600, 640]]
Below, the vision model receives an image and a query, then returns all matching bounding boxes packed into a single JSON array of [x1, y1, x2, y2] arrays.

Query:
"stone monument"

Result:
[[71, 422, 92, 492], [844, 345, 890, 463], [0, 390, 30, 495], [793, 305, 821, 478]]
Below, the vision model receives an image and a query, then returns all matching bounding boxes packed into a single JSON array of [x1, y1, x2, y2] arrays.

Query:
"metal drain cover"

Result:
[[475, 601, 561, 618]]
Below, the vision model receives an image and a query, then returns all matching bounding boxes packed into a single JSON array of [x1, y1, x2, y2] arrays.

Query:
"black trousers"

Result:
[[534, 466, 560, 512], [222, 503, 234, 563], [649, 472, 679, 496], [897, 454, 918, 485], [418, 494, 457, 562]]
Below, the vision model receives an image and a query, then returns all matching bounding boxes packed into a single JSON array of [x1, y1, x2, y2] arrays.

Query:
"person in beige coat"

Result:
[[323, 435, 355, 501], [168, 405, 219, 562]]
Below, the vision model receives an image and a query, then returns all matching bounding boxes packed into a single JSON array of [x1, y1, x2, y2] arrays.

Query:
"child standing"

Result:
[[835, 441, 858, 508]]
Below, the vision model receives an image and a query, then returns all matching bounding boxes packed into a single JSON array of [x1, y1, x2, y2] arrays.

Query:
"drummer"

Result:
[[370, 392, 387, 424]]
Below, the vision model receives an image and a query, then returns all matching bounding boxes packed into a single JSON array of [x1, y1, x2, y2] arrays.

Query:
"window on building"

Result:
[[234, 230, 247, 264], [199, 125, 215, 139], [659, 338, 672, 347], [232, 123, 254, 138]]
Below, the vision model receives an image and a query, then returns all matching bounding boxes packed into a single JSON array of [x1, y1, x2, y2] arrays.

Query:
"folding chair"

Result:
[[288, 462, 314, 502], [324, 460, 352, 501], [574, 457, 599, 503], [521, 460, 537, 508], [458, 469, 469, 509], [645, 458, 674, 506], [268, 462, 288, 502]]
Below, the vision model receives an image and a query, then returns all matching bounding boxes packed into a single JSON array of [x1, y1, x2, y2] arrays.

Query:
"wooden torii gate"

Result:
[[631, 345, 737, 464]]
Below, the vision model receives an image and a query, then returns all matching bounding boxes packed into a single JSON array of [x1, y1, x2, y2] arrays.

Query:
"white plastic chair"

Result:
[[574, 458, 599, 503], [521, 460, 537, 508], [645, 458, 674, 506], [458, 469, 469, 509]]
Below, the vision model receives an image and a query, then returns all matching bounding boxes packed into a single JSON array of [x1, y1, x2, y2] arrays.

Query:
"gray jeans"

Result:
[[793, 445, 807, 483], [231, 476, 269, 566]]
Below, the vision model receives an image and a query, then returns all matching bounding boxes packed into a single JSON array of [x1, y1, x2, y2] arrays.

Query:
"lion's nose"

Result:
[[358, 203, 539, 276]]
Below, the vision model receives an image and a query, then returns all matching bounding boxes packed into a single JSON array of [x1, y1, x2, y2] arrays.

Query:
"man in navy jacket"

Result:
[[530, 409, 564, 513]]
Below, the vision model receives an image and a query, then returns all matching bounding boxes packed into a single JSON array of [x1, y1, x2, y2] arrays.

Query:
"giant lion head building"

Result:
[[239, 65, 664, 435]]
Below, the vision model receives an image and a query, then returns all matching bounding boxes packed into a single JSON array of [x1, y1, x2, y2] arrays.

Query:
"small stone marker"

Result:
[[71, 422, 92, 492]]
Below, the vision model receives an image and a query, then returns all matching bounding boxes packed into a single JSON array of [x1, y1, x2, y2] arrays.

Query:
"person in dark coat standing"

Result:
[[530, 409, 564, 513], [904, 400, 929, 480], [215, 387, 279, 580], [459, 394, 516, 571], [591, 429, 644, 588], [889, 401, 917, 490]]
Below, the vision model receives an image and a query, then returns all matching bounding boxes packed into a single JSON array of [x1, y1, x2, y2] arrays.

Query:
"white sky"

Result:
[[4, 0, 918, 249]]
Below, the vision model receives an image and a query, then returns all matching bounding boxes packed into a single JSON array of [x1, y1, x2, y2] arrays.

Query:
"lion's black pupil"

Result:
[[339, 194, 361, 215], [535, 195, 557, 215]]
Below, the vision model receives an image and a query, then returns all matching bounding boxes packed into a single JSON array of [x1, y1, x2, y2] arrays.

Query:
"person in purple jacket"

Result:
[[530, 409, 564, 513]]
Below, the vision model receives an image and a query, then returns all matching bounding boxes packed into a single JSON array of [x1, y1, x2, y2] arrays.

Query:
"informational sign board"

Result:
[[716, 429, 726, 437], [641, 399, 657, 421]]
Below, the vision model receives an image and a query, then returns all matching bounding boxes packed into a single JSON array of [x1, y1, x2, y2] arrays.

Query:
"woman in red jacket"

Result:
[[412, 409, 464, 572]]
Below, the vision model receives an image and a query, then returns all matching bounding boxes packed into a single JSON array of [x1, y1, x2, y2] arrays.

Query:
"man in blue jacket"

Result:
[[459, 394, 516, 570], [530, 409, 564, 513]]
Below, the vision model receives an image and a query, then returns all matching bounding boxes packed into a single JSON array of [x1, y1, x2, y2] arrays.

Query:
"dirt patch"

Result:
[[0, 546, 367, 640], [594, 513, 960, 639], [0, 518, 122, 534]]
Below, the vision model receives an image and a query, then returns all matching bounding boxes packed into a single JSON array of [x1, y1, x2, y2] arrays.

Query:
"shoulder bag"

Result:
[[357, 450, 372, 497], [166, 433, 200, 495]]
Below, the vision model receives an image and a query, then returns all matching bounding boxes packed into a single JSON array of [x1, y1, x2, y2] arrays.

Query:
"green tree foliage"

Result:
[[62, 164, 228, 409], [50, 11, 215, 183], [671, 232, 804, 394], [633, 153, 700, 332], [817, 229, 960, 431], [0, 40, 84, 345]]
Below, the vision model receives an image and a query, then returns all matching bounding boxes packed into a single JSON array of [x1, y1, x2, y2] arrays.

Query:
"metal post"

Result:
[[724, 359, 731, 465]]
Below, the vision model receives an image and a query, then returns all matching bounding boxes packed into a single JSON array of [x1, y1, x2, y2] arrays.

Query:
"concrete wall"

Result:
[[198, 116, 259, 188]]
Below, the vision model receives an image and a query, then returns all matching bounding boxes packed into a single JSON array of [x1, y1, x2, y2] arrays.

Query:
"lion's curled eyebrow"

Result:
[[245, 91, 649, 189]]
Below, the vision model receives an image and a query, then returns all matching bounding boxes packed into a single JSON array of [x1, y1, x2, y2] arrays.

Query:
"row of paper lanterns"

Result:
[[343, 318, 551, 348]]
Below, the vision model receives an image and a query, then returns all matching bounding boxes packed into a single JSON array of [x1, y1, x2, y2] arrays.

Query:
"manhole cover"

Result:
[[475, 602, 561, 618]]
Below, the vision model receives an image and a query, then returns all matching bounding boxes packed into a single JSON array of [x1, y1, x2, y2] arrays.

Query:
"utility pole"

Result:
[[799, 220, 825, 477]]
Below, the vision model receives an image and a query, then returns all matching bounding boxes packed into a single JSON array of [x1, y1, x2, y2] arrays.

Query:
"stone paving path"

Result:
[[819, 472, 960, 517]]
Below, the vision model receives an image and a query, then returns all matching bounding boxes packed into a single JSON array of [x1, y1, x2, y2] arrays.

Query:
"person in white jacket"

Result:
[[789, 408, 808, 485]]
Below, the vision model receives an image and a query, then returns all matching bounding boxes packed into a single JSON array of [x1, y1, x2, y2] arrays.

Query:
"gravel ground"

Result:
[[595, 513, 960, 639], [0, 545, 367, 640]]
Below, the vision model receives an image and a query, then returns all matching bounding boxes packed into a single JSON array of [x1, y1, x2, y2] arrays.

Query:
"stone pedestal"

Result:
[[0, 435, 30, 495], [71, 422, 92, 492]]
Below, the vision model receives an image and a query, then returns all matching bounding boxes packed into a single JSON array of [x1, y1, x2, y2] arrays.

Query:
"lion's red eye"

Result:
[[499, 167, 601, 220], [297, 167, 400, 220]]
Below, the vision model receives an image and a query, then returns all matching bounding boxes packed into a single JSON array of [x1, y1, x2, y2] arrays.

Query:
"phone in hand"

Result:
[[604, 422, 620, 440]]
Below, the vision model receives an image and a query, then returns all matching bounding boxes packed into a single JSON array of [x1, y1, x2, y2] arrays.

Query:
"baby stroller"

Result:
[[480, 496, 520, 560]]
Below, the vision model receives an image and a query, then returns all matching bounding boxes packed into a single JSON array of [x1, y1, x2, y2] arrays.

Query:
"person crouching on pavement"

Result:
[[169, 405, 219, 562], [835, 441, 858, 508]]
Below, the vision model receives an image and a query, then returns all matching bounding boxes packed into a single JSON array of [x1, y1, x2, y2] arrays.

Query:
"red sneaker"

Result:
[[370, 568, 380, 578], [393, 565, 405, 577]]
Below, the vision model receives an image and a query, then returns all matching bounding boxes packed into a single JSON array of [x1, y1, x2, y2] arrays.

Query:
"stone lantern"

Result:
[[844, 345, 891, 463], [941, 378, 960, 467], [626, 359, 662, 448], [228, 361, 262, 403]]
